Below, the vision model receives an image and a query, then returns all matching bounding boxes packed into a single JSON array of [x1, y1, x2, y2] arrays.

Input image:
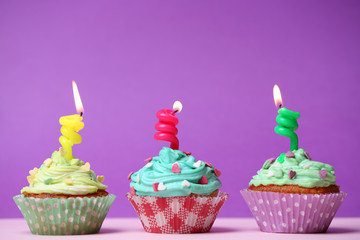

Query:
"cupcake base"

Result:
[[22, 190, 109, 199], [248, 184, 340, 194], [14, 194, 116, 235], [241, 189, 346, 233], [127, 191, 228, 234]]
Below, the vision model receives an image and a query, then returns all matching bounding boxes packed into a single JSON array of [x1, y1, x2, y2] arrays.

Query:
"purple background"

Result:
[[1, 0, 359, 218]]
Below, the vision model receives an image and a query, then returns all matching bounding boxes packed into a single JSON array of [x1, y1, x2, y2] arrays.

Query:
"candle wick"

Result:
[[279, 104, 283, 109], [173, 110, 179, 114], [80, 112, 83, 117]]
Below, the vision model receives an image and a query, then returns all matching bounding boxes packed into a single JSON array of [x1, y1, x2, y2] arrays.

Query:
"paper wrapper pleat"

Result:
[[127, 191, 228, 234], [13, 194, 116, 235], [241, 190, 346, 233]]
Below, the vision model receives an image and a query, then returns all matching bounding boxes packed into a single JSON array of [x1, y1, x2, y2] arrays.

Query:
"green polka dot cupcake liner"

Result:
[[13, 194, 116, 235]]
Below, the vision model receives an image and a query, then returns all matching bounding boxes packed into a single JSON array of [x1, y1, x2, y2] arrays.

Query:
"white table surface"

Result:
[[1, 218, 359, 240]]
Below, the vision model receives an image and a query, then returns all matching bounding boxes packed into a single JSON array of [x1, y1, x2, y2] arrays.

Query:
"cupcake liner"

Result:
[[241, 189, 346, 233], [13, 194, 116, 235], [126, 191, 228, 234]]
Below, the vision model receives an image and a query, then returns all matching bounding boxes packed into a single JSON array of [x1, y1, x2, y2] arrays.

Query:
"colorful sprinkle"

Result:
[[205, 162, 213, 168], [214, 168, 222, 177], [171, 163, 181, 173], [304, 151, 311, 160], [262, 161, 270, 169], [97, 175, 104, 183], [59, 147, 67, 156], [145, 162, 153, 168], [27, 175, 35, 185], [153, 183, 159, 192], [182, 180, 191, 188], [127, 171, 134, 180], [288, 170, 296, 179], [29, 168, 38, 176], [80, 162, 90, 171], [158, 182, 166, 191], [193, 160, 202, 168], [144, 157, 152, 162], [129, 187, 136, 195], [44, 158, 53, 167], [44, 178, 53, 185], [319, 169, 328, 179], [262, 158, 275, 169], [303, 164, 312, 169], [183, 151, 191, 155], [199, 176, 208, 184], [64, 178, 72, 185], [266, 171, 274, 178], [285, 151, 295, 158]]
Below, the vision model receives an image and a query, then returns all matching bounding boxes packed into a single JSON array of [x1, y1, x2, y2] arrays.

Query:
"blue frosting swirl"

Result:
[[130, 147, 222, 197]]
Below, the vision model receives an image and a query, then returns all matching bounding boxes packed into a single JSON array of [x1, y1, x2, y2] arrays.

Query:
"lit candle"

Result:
[[59, 81, 84, 160], [273, 85, 300, 151], [154, 101, 182, 150]]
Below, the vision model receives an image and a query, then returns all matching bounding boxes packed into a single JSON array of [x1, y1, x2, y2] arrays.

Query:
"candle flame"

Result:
[[173, 100, 183, 113], [273, 84, 283, 108], [72, 80, 84, 114]]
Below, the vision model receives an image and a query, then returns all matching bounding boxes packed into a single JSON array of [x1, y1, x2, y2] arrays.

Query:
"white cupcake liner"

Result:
[[241, 190, 346, 233], [13, 194, 116, 235]]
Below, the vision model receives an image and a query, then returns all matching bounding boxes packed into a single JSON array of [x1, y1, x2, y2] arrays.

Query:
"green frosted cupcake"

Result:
[[14, 148, 116, 235]]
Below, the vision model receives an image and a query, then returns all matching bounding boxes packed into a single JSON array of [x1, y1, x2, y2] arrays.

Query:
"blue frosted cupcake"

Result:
[[127, 147, 228, 234]]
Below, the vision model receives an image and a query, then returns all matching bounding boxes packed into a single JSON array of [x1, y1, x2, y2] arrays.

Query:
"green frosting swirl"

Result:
[[249, 149, 336, 188], [21, 150, 107, 195], [130, 147, 222, 197]]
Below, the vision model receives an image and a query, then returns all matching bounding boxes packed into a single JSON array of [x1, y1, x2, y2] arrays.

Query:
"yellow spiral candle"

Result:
[[59, 114, 84, 160]]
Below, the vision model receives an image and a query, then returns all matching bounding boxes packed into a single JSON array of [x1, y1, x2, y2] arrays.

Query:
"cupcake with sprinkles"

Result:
[[241, 85, 346, 233], [14, 82, 115, 235], [126, 101, 228, 234]]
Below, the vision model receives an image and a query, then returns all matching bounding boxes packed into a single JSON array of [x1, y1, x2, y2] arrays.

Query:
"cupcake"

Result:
[[127, 147, 228, 234], [127, 102, 228, 233], [241, 149, 346, 233], [14, 148, 116, 235]]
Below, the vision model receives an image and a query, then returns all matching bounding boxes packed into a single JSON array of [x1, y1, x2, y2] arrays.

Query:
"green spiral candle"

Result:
[[273, 85, 300, 151], [275, 107, 300, 151]]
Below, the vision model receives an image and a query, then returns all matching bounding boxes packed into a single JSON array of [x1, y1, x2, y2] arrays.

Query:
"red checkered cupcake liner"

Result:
[[126, 191, 228, 234]]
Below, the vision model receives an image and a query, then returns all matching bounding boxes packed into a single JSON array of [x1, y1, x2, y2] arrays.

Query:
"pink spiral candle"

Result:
[[154, 109, 179, 150]]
